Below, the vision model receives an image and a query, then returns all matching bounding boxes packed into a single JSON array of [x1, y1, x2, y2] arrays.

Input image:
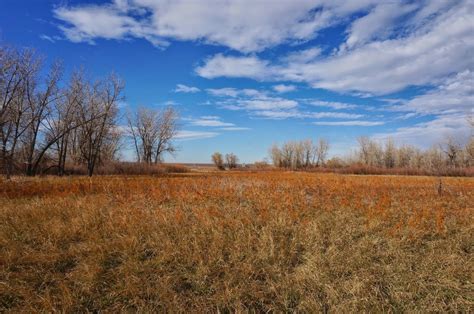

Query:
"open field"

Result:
[[1, 172, 473, 312]]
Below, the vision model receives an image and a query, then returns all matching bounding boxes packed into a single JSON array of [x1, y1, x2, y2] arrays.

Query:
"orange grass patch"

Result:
[[0, 173, 473, 311]]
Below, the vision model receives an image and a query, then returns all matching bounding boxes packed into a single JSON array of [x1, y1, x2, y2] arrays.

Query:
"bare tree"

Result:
[[384, 137, 396, 168], [127, 106, 178, 164], [77, 74, 123, 176], [269, 143, 282, 168], [357, 136, 371, 165], [225, 153, 238, 169], [441, 136, 461, 168], [464, 137, 474, 167], [293, 141, 305, 169], [45, 70, 84, 175], [281, 142, 294, 169], [315, 138, 329, 166], [302, 139, 314, 168], [99, 126, 123, 163], [426, 146, 444, 172], [0, 47, 29, 130], [128, 107, 160, 163], [396, 145, 414, 168], [22, 59, 62, 176], [212, 152, 224, 170], [154, 107, 178, 163], [0, 47, 36, 178]]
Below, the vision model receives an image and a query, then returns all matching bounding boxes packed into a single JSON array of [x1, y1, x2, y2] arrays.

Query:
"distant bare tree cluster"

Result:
[[269, 139, 329, 169], [212, 152, 239, 170], [0, 45, 179, 178], [352, 136, 473, 172]]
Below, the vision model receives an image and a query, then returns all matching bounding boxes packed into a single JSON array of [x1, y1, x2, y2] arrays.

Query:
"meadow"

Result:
[[0, 172, 473, 312]]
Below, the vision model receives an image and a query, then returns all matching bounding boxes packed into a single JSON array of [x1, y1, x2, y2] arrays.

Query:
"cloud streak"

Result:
[[176, 130, 219, 140], [174, 84, 200, 93], [313, 121, 384, 126]]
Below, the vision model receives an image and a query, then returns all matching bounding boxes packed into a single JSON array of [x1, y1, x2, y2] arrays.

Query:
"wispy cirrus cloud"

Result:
[[174, 84, 200, 93], [254, 110, 363, 120], [176, 130, 219, 141], [205, 87, 366, 122], [186, 116, 234, 127], [39, 34, 62, 43], [184, 116, 250, 131], [307, 100, 358, 110], [206, 87, 265, 98], [219, 127, 251, 131], [313, 121, 384, 126]]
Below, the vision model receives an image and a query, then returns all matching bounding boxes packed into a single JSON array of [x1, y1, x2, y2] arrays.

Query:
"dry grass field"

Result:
[[0, 172, 473, 312]]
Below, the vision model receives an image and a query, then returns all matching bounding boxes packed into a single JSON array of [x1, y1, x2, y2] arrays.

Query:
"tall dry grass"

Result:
[[0, 173, 473, 311]]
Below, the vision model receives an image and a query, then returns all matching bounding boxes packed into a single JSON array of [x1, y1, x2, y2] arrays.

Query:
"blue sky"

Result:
[[1, 0, 472, 163]]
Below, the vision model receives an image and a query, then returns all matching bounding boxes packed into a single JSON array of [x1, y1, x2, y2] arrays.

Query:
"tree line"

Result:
[[1, 45, 179, 178], [265, 135, 472, 174], [349, 136, 473, 171]]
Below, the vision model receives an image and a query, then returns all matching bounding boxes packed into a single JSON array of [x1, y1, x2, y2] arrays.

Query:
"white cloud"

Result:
[[281, 47, 322, 63], [220, 127, 251, 131], [207, 88, 366, 121], [53, 0, 380, 52], [196, 54, 270, 79], [313, 121, 384, 126], [253, 109, 363, 120], [309, 112, 363, 119], [39, 34, 62, 43], [54, 4, 148, 44], [372, 113, 471, 147], [342, 2, 416, 49], [308, 100, 358, 110], [207, 88, 239, 98], [196, 1, 474, 95], [273, 84, 297, 93], [392, 70, 474, 114], [188, 116, 234, 127], [174, 84, 200, 93], [236, 98, 298, 111], [206, 87, 264, 98], [163, 100, 179, 106], [176, 130, 218, 140], [253, 110, 302, 120], [184, 116, 250, 131]]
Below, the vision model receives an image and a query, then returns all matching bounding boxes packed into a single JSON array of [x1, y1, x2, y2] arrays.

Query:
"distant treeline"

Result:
[[265, 136, 473, 176]]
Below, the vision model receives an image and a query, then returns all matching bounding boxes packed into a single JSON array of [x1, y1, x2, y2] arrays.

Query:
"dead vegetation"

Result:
[[0, 172, 473, 312]]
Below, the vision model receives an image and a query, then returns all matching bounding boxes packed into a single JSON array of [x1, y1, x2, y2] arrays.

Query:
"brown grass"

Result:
[[0, 172, 473, 312]]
